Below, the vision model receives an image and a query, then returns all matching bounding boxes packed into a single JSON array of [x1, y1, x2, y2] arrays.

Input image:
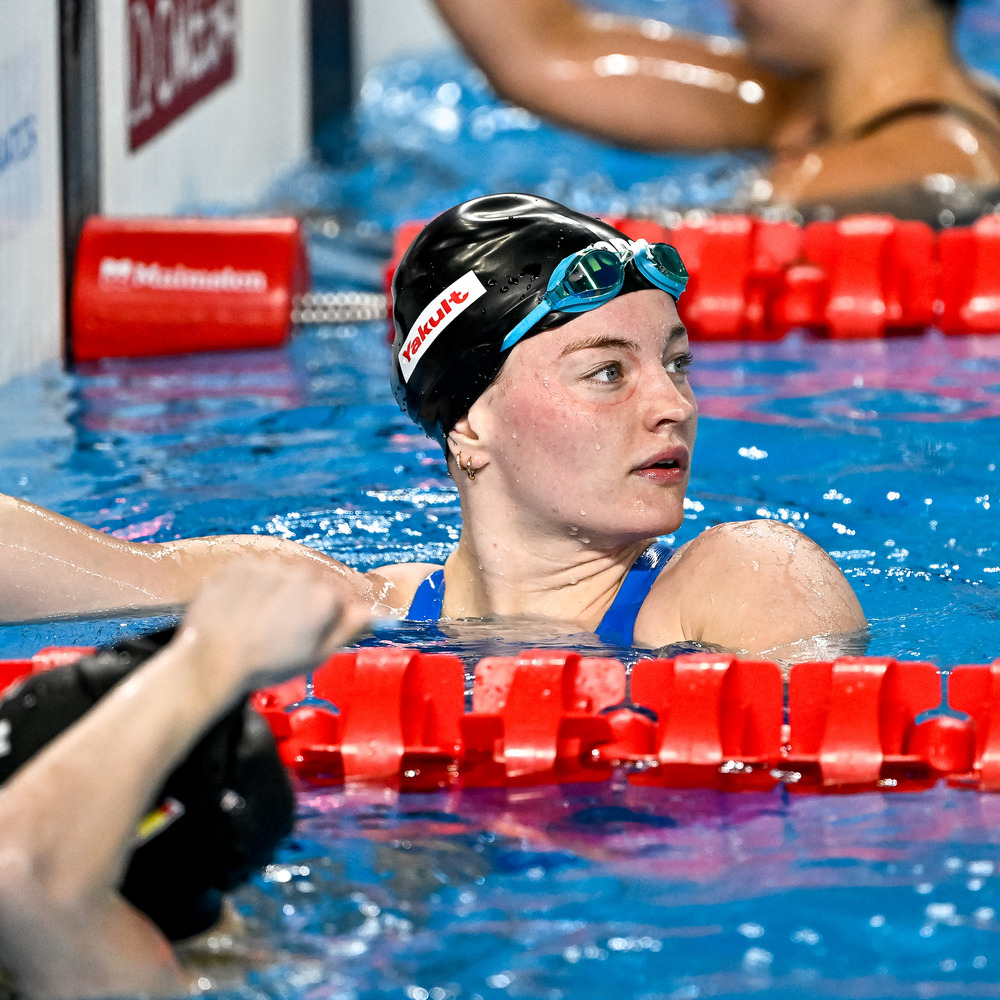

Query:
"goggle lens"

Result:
[[561, 248, 624, 299], [640, 243, 689, 289]]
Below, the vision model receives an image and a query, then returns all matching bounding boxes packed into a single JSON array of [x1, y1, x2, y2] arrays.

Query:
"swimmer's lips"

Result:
[[631, 448, 690, 483]]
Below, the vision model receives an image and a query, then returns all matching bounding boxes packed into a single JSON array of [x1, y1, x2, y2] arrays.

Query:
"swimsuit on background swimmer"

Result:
[[803, 98, 1000, 225], [406, 541, 676, 646]]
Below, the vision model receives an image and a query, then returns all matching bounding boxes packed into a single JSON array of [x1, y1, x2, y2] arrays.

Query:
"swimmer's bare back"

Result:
[[430, 0, 1000, 209]]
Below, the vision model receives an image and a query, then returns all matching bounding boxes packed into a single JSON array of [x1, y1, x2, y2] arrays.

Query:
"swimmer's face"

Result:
[[466, 289, 697, 545], [728, 0, 847, 72]]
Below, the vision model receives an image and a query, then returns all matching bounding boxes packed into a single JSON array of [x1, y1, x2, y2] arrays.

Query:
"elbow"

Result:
[[0, 842, 38, 906], [0, 814, 93, 921]]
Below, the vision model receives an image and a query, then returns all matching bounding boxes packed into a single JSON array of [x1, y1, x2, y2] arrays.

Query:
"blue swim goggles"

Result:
[[500, 239, 688, 352]]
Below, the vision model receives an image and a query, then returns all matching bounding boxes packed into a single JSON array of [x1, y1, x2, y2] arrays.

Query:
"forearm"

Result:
[[0, 495, 179, 620], [431, 0, 789, 149], [0, 493, 378, 622]]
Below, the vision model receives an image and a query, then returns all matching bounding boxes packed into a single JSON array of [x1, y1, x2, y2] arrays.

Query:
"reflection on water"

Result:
[[172, 780, 1000, 998]]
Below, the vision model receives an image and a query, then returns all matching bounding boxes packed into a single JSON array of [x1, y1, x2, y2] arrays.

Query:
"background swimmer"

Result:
[[0, 193, 865, 659], [0, 561, 367, 999], [429, 0, 1000, 220]]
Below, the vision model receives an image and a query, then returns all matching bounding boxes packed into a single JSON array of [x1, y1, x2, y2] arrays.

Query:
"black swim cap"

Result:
[[390, 193, 658, 445], [0, 630, 295, 941]]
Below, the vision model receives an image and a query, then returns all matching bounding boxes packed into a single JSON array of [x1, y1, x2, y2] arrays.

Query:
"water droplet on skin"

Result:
[[580, 510, 587, 517], [595, 443, 601, 451]]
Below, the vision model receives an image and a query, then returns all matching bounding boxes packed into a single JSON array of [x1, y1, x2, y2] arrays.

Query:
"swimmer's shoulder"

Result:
[[633, 519, 865, 654], [365, 561, 443, 615], [769, 96, 1000, 207]]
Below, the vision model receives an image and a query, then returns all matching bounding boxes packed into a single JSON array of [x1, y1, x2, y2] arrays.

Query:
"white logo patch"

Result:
[[399, 271, 487, 383], [0, 718, 11, 758]]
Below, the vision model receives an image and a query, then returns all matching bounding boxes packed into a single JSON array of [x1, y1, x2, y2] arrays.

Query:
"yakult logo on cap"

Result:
[[399, 271, 487, 383]]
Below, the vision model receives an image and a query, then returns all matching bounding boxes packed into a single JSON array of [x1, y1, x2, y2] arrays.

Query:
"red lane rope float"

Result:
[[387, 213, 1000, 342], [71, 216, 311, 362], [252, 647, 465, 790], [4, 646, 999, 793], [0, 646, 97, 692]]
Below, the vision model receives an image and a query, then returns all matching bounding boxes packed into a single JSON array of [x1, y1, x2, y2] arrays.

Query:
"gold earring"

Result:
[[456, 451, 476, 481]]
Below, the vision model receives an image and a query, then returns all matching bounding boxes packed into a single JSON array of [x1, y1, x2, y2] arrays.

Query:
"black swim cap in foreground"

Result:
[[390, 193, 665, 445], [0, 630, 295, 941]]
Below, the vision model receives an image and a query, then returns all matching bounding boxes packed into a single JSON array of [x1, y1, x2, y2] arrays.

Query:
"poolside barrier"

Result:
[[3, 645, 1000, 793]]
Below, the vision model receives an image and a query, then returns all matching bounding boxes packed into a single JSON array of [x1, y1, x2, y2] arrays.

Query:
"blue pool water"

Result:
[[4, 0, 1000, 995]]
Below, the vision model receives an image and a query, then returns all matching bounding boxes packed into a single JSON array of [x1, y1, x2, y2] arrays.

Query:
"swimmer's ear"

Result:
[[446, 413, 492, 479], [447, 414, 482, 457]]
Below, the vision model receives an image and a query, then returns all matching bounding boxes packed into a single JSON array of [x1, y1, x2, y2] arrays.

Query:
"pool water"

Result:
[[5, 0, 1000, 995]]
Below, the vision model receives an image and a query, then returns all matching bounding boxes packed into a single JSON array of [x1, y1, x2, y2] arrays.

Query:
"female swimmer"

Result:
[[429, 0, 1000, 221], [0, 193, 864, 658]]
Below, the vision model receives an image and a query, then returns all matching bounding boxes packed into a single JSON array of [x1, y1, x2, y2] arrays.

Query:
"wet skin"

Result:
[[469, 289, 696, 548], [430, 0, 1000, 207]]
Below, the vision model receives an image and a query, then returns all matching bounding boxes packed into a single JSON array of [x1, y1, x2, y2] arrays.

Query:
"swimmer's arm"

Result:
[[668, 519, 866, 657], [0, 493, 394, 622], [0, 562, 365, 998], [429, 0, 800, 150]]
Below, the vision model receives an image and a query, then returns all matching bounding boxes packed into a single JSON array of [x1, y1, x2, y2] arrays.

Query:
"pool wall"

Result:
[[0, 0, 312, 387], [0, 1, 63, 384], [353, 0, 455, 87]]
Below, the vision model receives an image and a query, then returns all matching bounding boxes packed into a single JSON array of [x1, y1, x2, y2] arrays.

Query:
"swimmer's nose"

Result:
[[643, 368, 697, 428]]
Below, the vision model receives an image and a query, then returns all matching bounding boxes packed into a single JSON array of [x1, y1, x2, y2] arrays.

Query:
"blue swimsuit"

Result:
[[405, 541, 676, 646]]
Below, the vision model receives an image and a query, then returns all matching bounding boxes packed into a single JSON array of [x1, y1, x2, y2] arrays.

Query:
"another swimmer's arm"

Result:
[[673, 519, 866, 657], [0, 492, 383, 622], [0, 562, 367, 999], [429, 0, 796, 150]]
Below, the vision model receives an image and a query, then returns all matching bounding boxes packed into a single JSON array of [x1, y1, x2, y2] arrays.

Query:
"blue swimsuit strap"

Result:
[[593, 541, 675, 647], [406, 567, 445, 621], [405, 542, 675, 644]]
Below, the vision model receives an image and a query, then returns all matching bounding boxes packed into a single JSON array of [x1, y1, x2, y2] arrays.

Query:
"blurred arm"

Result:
[[430, 0, 796, 150], [0, 561, 368, 999]]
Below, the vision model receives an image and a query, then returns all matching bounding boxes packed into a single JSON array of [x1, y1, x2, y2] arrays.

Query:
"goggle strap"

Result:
[[501, 300, 552, 352]]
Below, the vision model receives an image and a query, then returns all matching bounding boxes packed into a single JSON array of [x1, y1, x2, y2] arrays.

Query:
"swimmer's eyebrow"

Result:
[[558, 324, 687, 357], [559, 335, 638, 357]]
